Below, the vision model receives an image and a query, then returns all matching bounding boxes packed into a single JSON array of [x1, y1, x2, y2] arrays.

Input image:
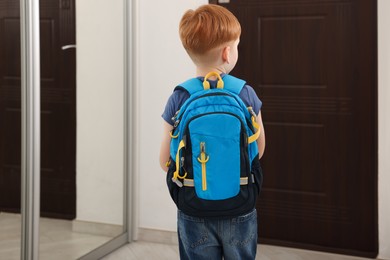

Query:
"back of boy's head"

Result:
[[179, 4, 241, 57]]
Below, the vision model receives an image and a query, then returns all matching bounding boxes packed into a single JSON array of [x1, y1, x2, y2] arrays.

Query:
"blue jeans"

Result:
[[177, 208, 258, 260]]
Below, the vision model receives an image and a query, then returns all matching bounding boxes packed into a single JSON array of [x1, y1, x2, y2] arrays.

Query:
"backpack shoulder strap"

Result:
[[222, 74, 246, 95], [174, 78, 203, 95]]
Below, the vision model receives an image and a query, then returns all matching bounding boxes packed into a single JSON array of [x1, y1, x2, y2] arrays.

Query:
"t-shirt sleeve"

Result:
[[239, 85, 263, 115], [161, 89, 190, 125]]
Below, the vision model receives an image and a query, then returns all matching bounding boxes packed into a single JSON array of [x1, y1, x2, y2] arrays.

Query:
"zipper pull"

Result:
[[197, 142, 209, 191], [171, 110, 180, 122], [248, 106, 257, 119], [200, 142, 205, 153]]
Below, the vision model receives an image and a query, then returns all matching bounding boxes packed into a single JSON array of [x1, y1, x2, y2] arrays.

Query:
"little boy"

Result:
[[159, 4, 265, 260]]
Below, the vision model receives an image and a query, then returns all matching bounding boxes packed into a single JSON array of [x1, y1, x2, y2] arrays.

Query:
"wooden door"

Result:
[[0, 0, 76, 219], [214, 0, 377, 257]]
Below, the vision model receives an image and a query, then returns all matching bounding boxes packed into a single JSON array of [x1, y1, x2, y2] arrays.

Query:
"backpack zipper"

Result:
[[197, 142, 209, 191], [174, 92, 241, 125], [184, 111, 247, 143]]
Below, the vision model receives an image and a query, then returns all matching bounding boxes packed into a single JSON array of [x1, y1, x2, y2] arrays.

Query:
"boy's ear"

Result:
[[222, 45, 231, 64]]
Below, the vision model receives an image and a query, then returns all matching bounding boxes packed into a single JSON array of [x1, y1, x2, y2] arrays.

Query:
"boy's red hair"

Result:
[[179, 4, 241, 55]]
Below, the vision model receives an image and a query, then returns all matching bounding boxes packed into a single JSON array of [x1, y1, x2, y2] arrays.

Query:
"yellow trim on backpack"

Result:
[[203, 72, 224, 90], [170, 130, 179, 138], [173, 140, 187, 183], [248, 116, 260, 144]]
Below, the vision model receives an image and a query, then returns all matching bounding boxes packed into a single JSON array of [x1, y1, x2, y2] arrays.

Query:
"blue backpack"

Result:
[[166, 72, 263, 218]]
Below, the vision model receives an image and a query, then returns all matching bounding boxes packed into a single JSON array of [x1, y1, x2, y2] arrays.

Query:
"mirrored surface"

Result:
[[39, 0, 125, 259], [0, 0, 126, 259], [0, 0, 22, 259]]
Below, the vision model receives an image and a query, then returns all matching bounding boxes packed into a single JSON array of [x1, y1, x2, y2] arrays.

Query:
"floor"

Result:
[[0, 212, 113, 260], [102, 241, 374, 260], [0, 212, 376, 260]]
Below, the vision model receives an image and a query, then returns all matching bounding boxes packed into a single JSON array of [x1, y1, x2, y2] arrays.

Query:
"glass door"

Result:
[[1, 0, 134, 259], [39, 0, 131, 258], [0, 1, 22, 259]]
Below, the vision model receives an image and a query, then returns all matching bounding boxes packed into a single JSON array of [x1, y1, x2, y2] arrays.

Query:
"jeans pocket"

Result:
[[178, 211, 208, 249], [229, 209, 258, 247]]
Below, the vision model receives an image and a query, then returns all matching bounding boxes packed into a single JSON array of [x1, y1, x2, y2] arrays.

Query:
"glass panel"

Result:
[[0, 0, 22, 259], [38, 0, 125, 259]]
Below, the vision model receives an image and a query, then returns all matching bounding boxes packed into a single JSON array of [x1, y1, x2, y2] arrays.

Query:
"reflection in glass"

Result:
[[0, 1, 22, 259], [39, 0, 125, 259], [0, 0, 126, 258]]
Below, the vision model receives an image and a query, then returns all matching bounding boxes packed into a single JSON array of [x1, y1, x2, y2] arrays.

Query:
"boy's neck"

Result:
[[196, 67, 227, 78]]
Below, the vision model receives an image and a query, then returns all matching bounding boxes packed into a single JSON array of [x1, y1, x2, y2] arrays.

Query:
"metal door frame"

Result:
[[20, 0, 40, 259]]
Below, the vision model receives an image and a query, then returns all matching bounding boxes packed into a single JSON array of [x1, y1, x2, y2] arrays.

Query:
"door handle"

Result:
[[61, 44, 76, 50]]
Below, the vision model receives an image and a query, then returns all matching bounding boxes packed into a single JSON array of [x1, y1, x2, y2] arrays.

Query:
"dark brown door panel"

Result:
[[217, 0, 378, 257]]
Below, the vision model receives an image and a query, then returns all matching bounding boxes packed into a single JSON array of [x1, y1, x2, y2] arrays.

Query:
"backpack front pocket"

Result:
[[188, 113, 242, 200]]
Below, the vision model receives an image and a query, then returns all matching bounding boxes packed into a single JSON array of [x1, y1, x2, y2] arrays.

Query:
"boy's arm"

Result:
[[257, 112, 266, 159], [159, 121, 173, 172]]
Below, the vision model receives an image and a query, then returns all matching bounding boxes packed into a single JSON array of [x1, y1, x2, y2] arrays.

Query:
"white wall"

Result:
[[136, 1, 390, 259], [76, 0, 124, 225], [378, 0, 390, 258], [137, 0, 207, 231]]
